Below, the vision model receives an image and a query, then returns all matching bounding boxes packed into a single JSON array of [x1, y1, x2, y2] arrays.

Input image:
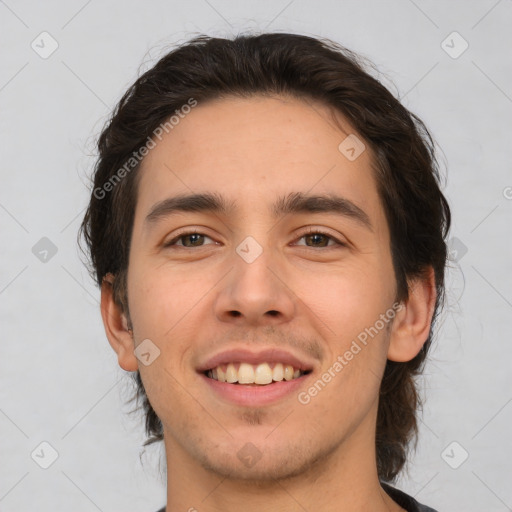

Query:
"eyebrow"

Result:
[[144, 191, 372, 231], [272, 192, 372, 230]]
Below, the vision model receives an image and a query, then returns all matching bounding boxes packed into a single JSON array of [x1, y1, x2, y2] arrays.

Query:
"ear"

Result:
[[100, 273, 139, 372], [388, 267, 437, 362]]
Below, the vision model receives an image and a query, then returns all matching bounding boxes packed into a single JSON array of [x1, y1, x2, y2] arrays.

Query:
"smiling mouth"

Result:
[[204, 362, 312, 385]]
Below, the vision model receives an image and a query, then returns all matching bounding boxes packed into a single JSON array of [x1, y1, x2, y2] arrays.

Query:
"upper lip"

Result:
[[197, 347, 316, 373]]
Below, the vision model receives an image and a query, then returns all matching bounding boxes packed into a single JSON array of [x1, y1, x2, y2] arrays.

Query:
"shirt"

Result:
[[382, 483, 438, 511], [155, 483, 438, 511]]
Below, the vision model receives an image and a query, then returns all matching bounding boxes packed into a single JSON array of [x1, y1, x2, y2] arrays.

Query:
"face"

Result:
[[124, 95, 399, 480]]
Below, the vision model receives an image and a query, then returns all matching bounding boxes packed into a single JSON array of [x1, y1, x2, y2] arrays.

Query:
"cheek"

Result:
[[128, 276, 163, 331], [298, 272, 394, 425], [294, 259, 395, 406], [294, 261, 395, 337], [128, 271, 187, 338], [126, 269, 198, 403], [126, 263, 213, 373]]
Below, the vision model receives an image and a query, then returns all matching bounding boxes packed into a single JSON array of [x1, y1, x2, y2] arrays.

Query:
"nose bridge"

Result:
[[214, 234, 295, 325]]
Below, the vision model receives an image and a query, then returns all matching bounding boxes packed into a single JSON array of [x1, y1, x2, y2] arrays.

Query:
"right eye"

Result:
[[164, 231, 216, 248]]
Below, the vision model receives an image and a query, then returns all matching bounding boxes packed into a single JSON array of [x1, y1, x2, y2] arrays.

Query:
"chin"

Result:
[[193, 435, 338, 483]]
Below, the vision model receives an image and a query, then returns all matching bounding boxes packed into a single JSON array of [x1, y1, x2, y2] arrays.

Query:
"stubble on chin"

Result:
[[194, 424, 340, 484], [239, 408, 266, 426]]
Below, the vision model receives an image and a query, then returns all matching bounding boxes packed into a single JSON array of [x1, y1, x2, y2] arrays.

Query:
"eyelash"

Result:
[[164, 227, 346, 250]]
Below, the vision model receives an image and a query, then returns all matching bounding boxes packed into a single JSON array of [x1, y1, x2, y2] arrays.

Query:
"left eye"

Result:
[[295, 232, 342, 248]]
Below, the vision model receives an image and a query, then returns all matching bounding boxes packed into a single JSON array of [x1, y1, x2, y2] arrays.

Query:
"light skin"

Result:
[[101, 95, 436, 511]]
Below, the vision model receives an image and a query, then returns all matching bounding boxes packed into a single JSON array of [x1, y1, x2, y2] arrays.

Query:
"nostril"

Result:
[[267, 310, 279, 316]]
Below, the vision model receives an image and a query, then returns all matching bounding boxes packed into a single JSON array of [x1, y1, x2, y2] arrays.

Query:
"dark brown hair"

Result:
[[80, 32, 450, 482]]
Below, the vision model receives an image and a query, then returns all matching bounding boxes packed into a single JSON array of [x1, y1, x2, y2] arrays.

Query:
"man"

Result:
[[80, 33, 450, 511]]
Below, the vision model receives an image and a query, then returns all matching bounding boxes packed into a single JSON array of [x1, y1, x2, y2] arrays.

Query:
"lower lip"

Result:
[[199, 373, 311, 407]]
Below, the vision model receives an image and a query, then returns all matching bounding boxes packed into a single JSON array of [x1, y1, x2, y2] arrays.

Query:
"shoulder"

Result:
[[381, 482, 438, 512]]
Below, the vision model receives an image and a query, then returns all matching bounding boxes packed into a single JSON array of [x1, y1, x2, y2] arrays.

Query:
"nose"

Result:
[[214, 243, 296, 327]]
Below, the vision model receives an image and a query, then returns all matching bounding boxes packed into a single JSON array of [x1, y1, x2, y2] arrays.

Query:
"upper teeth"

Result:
[[207, 362, 303, 385]]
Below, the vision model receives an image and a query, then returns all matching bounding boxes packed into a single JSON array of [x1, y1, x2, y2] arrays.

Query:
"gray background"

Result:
[[1, 1, 511, 510]]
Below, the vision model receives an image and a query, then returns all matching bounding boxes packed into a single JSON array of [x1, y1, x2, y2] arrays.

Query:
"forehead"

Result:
[[134, 95, 382, 226]]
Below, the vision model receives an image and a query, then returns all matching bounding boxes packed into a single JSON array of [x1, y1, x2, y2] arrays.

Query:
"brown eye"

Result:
[[165, 232, 215, 248], [295, 229, 345, 249], [303, 233, 331, 247], [181, 233, 205, 247]]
